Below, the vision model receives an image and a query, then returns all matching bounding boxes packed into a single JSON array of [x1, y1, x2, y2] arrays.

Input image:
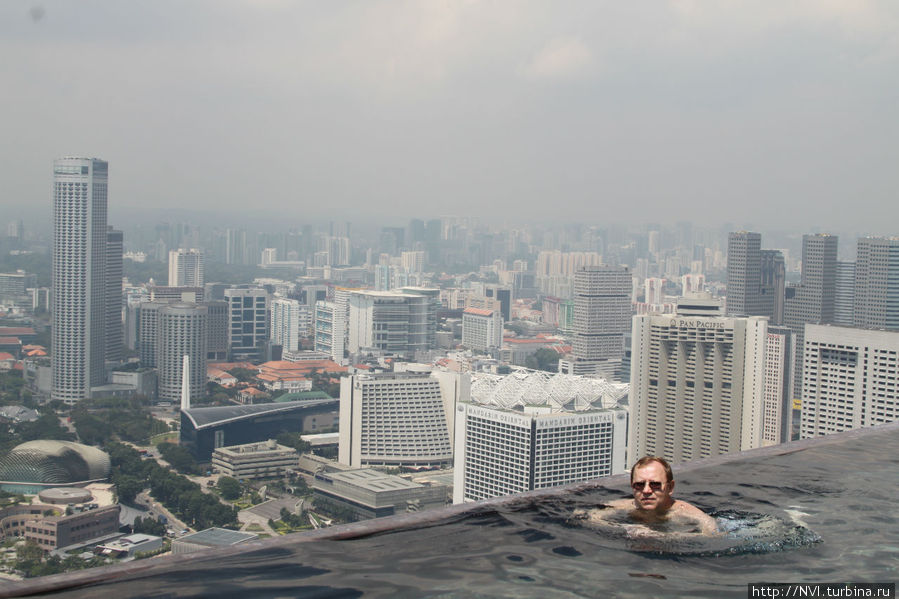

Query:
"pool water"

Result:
[[3, 422, 897, 598]]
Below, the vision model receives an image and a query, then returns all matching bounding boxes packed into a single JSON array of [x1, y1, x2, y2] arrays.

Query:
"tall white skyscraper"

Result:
[[629, 311, 769, 463], [105, 227, 124, 364], [168, 248, 205, 287], [52, 157, 108, 404]]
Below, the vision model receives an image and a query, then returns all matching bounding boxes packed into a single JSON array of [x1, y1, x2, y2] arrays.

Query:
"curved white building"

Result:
[[157, 303, 208, 403]]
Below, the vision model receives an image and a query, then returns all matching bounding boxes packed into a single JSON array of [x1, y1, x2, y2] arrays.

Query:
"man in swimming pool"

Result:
[[581, 456, 718, 536]]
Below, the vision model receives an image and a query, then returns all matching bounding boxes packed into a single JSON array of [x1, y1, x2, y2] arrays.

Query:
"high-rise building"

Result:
[[763, 327, 795, 446], [168, 248, 205, 288], [338, 371, 464, 469], [157, 303, 207, 403], [783, 234, 838, 393], [105, 227, 124, 364], [853, 237, 899, 331], [203, 300, 229, 361], [726, 231, 762, 317], [270, 297, 302, 353], [801, 324, 899, 438], [834, 261, 856, 327], [759, 249, 786, 325], [629, 311, 769, 463], [51, 157, 108, 403], [453, 371, 628, 504], [726, 232, 784, 324], [562, 265, 632, 376], [137, 301, 168, 368], [346, 290, 435, 359], [224, 287, 270, 361], [461, 308, 503, 352]]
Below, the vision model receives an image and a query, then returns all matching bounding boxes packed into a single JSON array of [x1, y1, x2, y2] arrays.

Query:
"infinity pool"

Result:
[[3, 422, 897, 598]]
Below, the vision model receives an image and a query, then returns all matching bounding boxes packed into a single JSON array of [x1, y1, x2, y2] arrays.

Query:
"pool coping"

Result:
[[2, 420, 897, 598]]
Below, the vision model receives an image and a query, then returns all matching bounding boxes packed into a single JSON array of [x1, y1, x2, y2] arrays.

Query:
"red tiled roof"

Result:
[[463, 308, 494, 316], [0, 352, 15, 361], [0, 337, 21, 345]]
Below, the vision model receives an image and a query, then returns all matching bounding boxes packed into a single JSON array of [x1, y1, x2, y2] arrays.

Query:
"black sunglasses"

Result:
[[632, 480, 665, 492]]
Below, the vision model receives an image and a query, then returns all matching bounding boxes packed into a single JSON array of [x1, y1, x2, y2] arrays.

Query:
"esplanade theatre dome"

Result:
[[0, 440, 111, 492]]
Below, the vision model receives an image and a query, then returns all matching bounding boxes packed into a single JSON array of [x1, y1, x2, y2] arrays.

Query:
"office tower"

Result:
[[629, 311, 769, 463], [784, 234, 838, 392], [105, 227, 124, 364], [338, 371, 465, 469], [51, 157, 108, 403], [461, 308, 503, 352], [168, 248, 205, 287], [726, 232, 762, 316], [157, 303, 207, 403], [763, 327, 795, 446], [853, 237, 899, 331], [203, 300, 229, 360], [760, 250, 786, 325], [834, 261, 856, 327], [224, 287, 270, 361], [801, 324, 899, 438], [563, 266, 632, 376], [137, 301, 167, 367], [270, 297, 302, 353], [485, 285, 512, 322], [726, 233, 785, 323], [347, 290, 434, 359], [453, 371, 627, 503], [226, 229, 248, 265]]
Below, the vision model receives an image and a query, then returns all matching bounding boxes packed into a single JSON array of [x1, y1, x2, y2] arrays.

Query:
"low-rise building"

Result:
[[312, 468, 448, 521], [172, 527, 258, 555], [96, 533, 163, 558], [211, 440, 299, 480], [22, 504, 121, 551]]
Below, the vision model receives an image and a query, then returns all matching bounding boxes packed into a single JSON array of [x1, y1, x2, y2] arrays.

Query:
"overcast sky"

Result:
[[2, 1, 897, 231]]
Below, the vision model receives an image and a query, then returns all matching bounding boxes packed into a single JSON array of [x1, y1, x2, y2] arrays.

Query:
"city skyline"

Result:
[[2, 2, 898, 230]]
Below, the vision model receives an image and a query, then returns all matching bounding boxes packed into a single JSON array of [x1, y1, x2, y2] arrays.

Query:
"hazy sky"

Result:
[[2, 1, 897, 231]]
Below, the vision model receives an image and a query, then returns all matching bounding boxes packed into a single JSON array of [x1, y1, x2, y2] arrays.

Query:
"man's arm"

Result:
[[674, 501, 718, 535]]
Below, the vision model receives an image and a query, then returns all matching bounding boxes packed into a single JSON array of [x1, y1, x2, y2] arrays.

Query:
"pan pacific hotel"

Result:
[[628, 295, 791, 464], [453, 371, 628, 504]]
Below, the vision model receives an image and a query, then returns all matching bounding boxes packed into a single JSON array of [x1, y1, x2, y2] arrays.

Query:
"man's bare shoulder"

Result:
[[670, 500, 719, 534]]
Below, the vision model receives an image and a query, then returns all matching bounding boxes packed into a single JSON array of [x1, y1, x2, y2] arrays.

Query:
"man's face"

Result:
[[631, 461, 674, 513]]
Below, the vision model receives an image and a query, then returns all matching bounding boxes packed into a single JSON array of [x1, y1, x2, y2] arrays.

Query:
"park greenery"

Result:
[[11, 539, 109, 578], [70, 397, 169, 446], [157, 442, 202, 475], [525, 348, 561, 372], [106, 442, 238, 530], [217, 476, 241, 500]]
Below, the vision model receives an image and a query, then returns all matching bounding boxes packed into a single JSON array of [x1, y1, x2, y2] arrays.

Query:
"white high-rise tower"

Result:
[[52, 157, 108, 404]]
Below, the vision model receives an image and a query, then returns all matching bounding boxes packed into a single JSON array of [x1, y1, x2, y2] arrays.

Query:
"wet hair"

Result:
[[631, 456, 673, 484]]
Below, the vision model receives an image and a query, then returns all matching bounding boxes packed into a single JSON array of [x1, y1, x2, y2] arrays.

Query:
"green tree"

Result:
[[217, 476, 241, 500]]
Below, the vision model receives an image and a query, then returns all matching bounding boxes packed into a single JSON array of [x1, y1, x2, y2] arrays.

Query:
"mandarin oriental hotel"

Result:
[[452, 370, 628, 504]]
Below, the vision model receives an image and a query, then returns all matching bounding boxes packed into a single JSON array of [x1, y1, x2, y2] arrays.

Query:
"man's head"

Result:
[[630, 456, 675, 513]]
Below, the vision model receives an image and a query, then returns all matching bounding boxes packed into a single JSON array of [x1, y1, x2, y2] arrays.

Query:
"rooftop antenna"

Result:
[[180, 354, 190, 411]]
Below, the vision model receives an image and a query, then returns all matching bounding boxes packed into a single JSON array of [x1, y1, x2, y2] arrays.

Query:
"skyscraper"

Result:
[[168, 248, 205, 287], [157, 303, 207, 404], [629, 310, 769, 463], [52, 157, 108, 404], [801, 324, 899, 438], [853, 237, 899, 331], [225, 287, 270, 361], [726, 232, 784, 324], [105, 227, 124, 364], [726, 231, 762, 317], [560, 265, 632, 376], [784, 234, 838, 391]]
